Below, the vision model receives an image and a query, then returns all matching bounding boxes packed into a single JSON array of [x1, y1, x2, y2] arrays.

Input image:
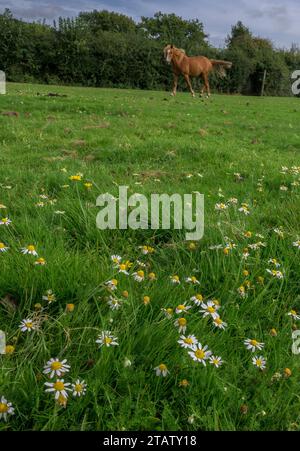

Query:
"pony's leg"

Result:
[[183, 74, 195, 97], [203, 73, 211, 98], [199, 75, 205, 97], [171, 74, 178, 96]]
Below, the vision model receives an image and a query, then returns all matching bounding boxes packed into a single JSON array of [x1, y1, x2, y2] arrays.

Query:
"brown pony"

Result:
[[164, 45, 232, 98]]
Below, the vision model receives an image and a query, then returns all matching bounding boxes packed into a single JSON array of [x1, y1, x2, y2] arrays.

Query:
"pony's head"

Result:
[[164, 45, 186, 63], [164, 44, 174, 63]]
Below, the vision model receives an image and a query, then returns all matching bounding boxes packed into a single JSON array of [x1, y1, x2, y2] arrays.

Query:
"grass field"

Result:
[[0, 82, 300, 431]]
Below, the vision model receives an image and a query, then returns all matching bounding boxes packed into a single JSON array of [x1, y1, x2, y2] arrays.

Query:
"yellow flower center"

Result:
[[207, 306, 215, 313], [27, 245, 35, 251], [159, 364, 167, 371], [191, 276, 197, 283], [177, 304, 185, 311], [53, 381, 65, 391], [119, 264, 126, 271], [178, 318, 187, 326], [5, 345, 15, 354], [291, 310, 297, 315], [256, 359, 262, 367], [104, 337, 112, 345], [75, 384, 83, 393], [51, 362, 62, 371], [111, 279, 118, 286], [196, 294, 203, 301], [250, 339, 258, 346], [1, 218, 8, 223], [0, 403, 8, 413], [166, 308, 173, 315], [0, 242, 5, 248], [184, 338, 193, 344], [137, 270, 144, 277], [172, 275, 179, 281], [215, 318, 222, 325], [195, 349, 205, 359], [25, 322, 33, 328]]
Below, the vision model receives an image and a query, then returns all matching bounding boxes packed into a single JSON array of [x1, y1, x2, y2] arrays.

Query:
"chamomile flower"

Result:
[[209, 355, 223, 368], [132, 270, 145, 282], [148, 272, 157, 281], [273, 228, 284, 238], [190, 294, 203, 306], [170, 275, 180, 284], [108, 296, 123, 310], [237, 285, 247, 298], [154, 363, 169, 377], [185, 276, 200, 285], [162, 308, 173, 319], [292, 240, 300, 250], [268, 258, 281, 268], [287, 309, 300, 320], [117, 263, 129, 275], [21, 245, 38, 256], [0, 242, 9, 252], [252, 356, 267, 370], [19, 318, 37, 332], [96, 331, 119, 347], [200, 301, 220, 319], [238, 203, 250, 215], [43, 358, 70, 378], [244, 338, 264, 352], [69, 174, 82, 181], [178, 334, 198, 349], [0, 396, 14, 421], [175, 303, 192, 314], [266, 269, 284, 279], [72, 380, 87, 397], [105, 279, 118, 290], [174, 317, 187, 334], [188, 343, 212, 365], [34, 257, 46, 265], [215, 203, 228, 211], [42, 290, 56, 304], [213, 317, 227, 330], [140, 245, 155, 255], [44, 379, 71, 400], [0, 217, 11, 226], [111, 255, 122, 265]]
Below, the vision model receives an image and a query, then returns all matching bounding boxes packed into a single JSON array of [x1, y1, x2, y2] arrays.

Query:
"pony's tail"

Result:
[[210, 59, 232, 78]]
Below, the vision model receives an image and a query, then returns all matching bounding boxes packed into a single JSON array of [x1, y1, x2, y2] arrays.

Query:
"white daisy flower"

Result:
[[19, 318, 37, 332], [42, 290, 56, 304], [111, 255, 122, 265], [199, 301, 220, 319], [244, 338, 264, 352], [292, 240, 300, 250], [132, 270, 145, 282], [268, 258, 281, 268], [0, 217, 12, 226], [238, 204, 250, 215], [0, 242, 9, 252], [288, 309, 300, 320], [188, 343, 212, 365], [174, 317, 187, 334], [175, 303, 192, 314], [215, 203, 228, 211], [105, 279, 118, 291], [139, 245, 154, 255], [21, 245, 38, 256], [44, 379, 71, 400], [213, 317, 227, 330], [170, 275, 180, 284], [185, 276, 200, 285], [252, 355, 267, 370], [43, 358, 70, 379], [266, 269, 284, 279], [154, 363, 169, 377], [0, 396, 14, 421], [190, 294, 203, 306], [96, 330, 119, 347], [108, 296, 123, 310], [178, 334, 198, 349], [209, 355, 223, 368], [72, 379, 87, 397]]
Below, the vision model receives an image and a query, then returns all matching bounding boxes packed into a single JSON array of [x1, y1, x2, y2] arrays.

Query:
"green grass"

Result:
[[0, 82, 300, 431]]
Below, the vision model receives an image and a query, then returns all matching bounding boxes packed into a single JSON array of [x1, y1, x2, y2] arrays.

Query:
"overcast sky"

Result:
[[1, 0, 300, 49]]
